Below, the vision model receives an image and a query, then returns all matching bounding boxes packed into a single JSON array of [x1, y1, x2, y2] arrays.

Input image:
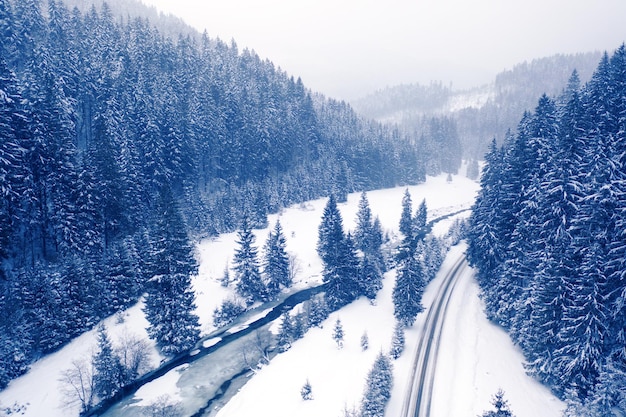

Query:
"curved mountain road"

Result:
[[400, 253, 469, 417]]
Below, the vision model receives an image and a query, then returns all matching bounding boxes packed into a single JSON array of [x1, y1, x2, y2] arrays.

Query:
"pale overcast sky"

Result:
[[140, 0, 626, 101]]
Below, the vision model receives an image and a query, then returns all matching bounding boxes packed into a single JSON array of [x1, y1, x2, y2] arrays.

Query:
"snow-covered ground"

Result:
[[0, 170, 564, 417], [215, 244, 565, 417]]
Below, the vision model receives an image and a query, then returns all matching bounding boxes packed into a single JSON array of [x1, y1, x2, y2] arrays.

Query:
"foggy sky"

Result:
[[140, 0, 626, 101]]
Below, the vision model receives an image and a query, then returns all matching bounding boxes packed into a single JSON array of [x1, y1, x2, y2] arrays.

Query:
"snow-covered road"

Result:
[[425, 245, 565, 417], [401, 254, 468, 417]]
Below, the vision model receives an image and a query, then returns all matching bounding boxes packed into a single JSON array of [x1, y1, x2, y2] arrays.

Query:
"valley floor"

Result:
[[0, 172, 564, 417]]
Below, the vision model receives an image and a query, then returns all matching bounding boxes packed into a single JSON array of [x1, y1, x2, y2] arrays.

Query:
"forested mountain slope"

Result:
[[0, 0, 436, 389], [467, 45, 626, 415], [352, 52, 602, 160]]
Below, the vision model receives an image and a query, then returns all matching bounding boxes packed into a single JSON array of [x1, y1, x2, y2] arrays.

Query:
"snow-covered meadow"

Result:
[[0, 171, 565, 417]]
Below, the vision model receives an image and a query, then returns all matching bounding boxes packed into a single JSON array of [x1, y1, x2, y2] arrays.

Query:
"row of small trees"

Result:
[[232, 218, 292, 304], [213, 218, 294, 328], [278, 296, 330, 352]]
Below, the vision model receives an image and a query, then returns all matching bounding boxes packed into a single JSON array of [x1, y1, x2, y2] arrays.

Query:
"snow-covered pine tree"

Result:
[[292, 310, 307, 340], [413, 198, 428, 242], [466, 139, 509, 321], [277, 312, 294, 352], [263, 220, 290, 298], [233, 216, 267, 304], [553, 241, 608, 398], [389, 321, 405, 359], [212, 297, 246, 328], [355, 192, 373, 254], [359, 254, 383, 301], [361, 331, 369, 351], [317, 194, 345, 268], [354, 193, 384, 300], [307, 296, 329, 328], [0, 57, 27, 273], [371, 217, 386, 273], [392, 251, 426, 327], [92, 325, 123, 400], [220, 263, 230, 288], [360, 351, 393, 417], [399, 189, 413, 239], [301, 379, 313, 400], [143, 187, 200, 356], [481, 389, 515, 417], [318, 196, 360, 310], [421, 236, 445, 282], [333, 318, 345, 349], [397, 191, 427, 264], [104, 241, 139, 312]]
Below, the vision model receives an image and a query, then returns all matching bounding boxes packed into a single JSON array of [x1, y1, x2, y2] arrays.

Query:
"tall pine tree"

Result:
[[143, 187, 200, 356], [233, 216, 267, 304], [263, 220, 290, 298]]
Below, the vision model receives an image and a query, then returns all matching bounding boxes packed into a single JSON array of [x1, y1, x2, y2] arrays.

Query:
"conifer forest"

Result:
[[467, 48, 626, 414], [0, 0, 439, 390], [1, 0, 625, 416]]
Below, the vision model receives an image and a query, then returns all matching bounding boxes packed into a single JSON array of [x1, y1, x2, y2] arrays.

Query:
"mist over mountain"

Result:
[[352, 52, 602, 159]]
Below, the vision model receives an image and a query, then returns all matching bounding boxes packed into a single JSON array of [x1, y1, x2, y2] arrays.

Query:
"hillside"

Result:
[[0, 0, 442, 391], [352, 52, 602, 159], [467, 46, 626, 414]]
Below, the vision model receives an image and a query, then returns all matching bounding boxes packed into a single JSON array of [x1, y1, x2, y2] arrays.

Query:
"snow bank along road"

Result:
[[401, 252, 469, 417]]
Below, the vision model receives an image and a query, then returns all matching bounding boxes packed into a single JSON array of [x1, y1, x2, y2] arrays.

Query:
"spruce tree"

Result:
[[413, 199, 428, 242], [371, 217, 386, 273], [389, 321, 405, 359], [361, 331, 369, 351], [360, 352, 393, 417], [307, 296, 329, 328], [263, 220, 290, 298], [355, 192, 373, 254], [359, 254, 383, 301], [301, 379, 313, 400], [333, 318, 345, 349], [318, 196, 360, 309], [481, 389, 515, 417], [233, 216, 267, 304], [354, 193, 384, 300], [143, 187, 200, 356], [392, 252, 426, 327], [399, 189, 413, 239], [317, 194, 345, 269], [277, 312, 294, 352], [92, 325, 123, 400], [292, 310, 307, 340]]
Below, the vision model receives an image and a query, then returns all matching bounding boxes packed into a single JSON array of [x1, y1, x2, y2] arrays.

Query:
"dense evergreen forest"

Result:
[[0, 0, 437, 388], [467, 46, 626, 415]]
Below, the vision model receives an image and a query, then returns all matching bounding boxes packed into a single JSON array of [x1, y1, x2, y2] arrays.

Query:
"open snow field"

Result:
[[0, 171, 564, 417]]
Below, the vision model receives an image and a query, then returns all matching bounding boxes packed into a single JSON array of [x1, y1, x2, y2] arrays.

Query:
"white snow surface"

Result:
[[0, 171, 565, 417], [215, 244, 565, 417]]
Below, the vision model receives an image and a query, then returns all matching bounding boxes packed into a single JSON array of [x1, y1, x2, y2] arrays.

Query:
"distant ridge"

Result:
[[351, 51, 603, 158]]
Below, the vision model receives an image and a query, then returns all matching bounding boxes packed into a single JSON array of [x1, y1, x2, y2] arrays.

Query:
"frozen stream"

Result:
[[94, 209, 470, 417], [94, 285, 325, 417]]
